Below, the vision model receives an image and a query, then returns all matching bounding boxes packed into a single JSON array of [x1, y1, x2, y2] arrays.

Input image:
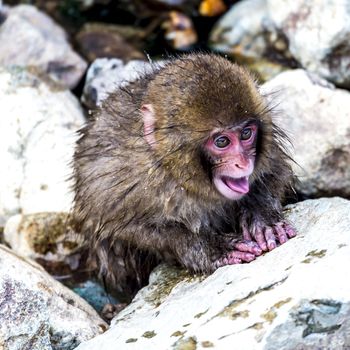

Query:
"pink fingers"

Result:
[[234, 240, 262, 256]]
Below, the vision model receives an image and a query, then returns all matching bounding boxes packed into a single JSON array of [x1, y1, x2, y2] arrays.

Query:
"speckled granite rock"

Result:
[[0, 244, 107, 350]]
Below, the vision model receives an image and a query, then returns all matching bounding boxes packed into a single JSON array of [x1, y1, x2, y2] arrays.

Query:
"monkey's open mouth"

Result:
[[222, 176, 249, 194], [213, 175, 250, 200]]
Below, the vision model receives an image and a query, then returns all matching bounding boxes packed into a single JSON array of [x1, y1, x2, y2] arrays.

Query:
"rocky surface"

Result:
[[210, 0, 350, 87], [0, 4, 87, 88], [209, 0, 294, 81], [82, 58, 157, 108], [209, 0, 297, 69], [267, 0, 350, 88], [262, 69, 350, 198], [0, 66, 85, 227], [210, 0, 271, 61], [75, 197, 350, 349], [0, 244, 107, 350], [4, 212, 83, 277]]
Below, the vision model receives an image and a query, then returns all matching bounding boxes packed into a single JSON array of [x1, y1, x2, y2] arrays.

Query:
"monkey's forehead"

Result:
[[160, 54, 259, 88], [146, 56, 268, 126]]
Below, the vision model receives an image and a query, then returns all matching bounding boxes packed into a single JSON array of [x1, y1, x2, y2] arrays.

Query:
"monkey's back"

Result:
[[72, 72, 230, 295]]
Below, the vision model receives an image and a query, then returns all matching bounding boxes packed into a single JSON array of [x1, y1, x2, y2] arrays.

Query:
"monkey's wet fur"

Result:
[[73, 53, 296, 299]]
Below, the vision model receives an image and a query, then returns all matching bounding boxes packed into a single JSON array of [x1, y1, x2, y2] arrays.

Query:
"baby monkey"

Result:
[[73, 54, 296, 297]]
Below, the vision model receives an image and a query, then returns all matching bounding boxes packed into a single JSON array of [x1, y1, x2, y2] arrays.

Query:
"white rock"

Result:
[[262, 69, 350, 197], [76, 197, 350, 349], [0, 4, 87, 89], [210, 0, 350, 87], [82, 58, 160, 108], [267, 0, 350, 87], [0, 67, 85, 226], [0, 244, 107, 350]]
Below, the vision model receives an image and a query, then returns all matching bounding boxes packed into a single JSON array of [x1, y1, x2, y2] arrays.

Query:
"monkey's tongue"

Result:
[[223, 176, 249, 194]]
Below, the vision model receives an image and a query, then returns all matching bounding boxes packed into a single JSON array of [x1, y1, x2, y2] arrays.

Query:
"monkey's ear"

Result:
[[141, 104, 156, 148]]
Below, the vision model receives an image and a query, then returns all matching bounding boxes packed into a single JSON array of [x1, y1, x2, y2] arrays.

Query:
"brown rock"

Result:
[[162, 11, 198, 49], [4, 213, 86, 278], [76, 23, 145, 63]]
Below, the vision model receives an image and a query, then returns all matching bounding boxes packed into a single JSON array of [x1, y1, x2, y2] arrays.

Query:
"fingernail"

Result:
[[268, 241, 276, 250]]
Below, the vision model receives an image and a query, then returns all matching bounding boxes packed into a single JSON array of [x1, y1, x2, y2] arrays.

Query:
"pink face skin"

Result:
[[205, 123, 258, 200]]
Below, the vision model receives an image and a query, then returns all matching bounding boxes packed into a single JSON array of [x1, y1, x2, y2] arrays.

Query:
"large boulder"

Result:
[[262, 69, 350, 198], [210, 0, 350, 87], [267, 0, 350, 87], [0, 4, 87, 89], [75, 197, 350, 349], [0, 67, 85, 226], [210, 0, 273, 61]]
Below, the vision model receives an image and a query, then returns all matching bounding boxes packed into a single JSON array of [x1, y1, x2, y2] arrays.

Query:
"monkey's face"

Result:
[[204, 121, 258, 200]]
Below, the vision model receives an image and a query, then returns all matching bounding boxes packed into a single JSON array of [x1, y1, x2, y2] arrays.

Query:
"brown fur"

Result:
[[72, 53, 294, 298]]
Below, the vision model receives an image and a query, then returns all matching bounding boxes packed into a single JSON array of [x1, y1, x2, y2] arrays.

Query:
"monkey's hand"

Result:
[[241, 219, 296, 252], [213, 239, 263, 268]]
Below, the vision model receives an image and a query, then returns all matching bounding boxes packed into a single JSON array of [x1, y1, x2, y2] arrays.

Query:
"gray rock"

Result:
[[0, 244, 107, 350], [75, 197, 350, 349], [210, 0, 270, 60], [82, 58, 160, 108], [262, 69, 350, 197], [0, 4, 87, 89], [0, 67, 85, 226], [209, 0, 295, 67], [267, 0, 350, 87]]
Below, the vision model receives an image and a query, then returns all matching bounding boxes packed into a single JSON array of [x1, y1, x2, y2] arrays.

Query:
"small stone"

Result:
[[162, 11, 198, 50]]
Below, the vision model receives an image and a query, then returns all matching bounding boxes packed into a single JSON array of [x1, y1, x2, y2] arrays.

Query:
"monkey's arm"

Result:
[[119, 223, 263, 272]]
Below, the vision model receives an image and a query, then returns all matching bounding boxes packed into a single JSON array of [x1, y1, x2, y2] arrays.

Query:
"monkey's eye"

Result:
[[240, 128, 252, 141], [214, 136, 230, 148]]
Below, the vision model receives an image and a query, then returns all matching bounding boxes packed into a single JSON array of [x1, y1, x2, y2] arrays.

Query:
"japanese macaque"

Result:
[[73, 53, 296, 298]]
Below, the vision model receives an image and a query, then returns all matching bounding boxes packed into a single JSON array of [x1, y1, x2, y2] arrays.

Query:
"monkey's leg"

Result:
[[241, 218, 296, 252]]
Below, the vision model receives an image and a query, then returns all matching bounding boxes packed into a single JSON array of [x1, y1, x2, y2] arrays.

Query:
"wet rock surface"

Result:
[[75, 198, 350, 349], [4, 212, 83, 277]]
